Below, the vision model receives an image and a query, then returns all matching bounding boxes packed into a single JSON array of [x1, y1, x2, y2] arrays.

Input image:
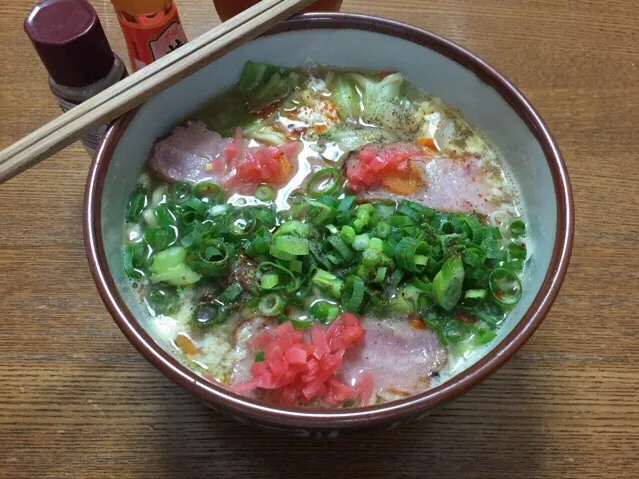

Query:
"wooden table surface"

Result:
[[1, 1, 638, 477]]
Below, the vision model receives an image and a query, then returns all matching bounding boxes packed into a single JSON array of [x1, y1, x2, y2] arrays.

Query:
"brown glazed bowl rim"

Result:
[[85, 13, 574, 432]]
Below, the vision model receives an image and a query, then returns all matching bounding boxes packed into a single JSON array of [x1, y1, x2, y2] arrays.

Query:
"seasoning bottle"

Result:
[[24, 0, 127, 157], [213, 0, 343, 21], [111, 0, 189, 72]]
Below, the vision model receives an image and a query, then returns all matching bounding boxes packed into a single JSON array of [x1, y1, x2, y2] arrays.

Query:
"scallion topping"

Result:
[[489, 268, 522, 305], [123, 177, 528, 342], [307, 168, 342, 198], [255, 184, 276, 202]]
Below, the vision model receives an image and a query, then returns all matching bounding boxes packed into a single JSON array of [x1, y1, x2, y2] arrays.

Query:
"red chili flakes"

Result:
[[456, 312, 477, 325], [254, 100, 282, 119], [410, 318, 427, 330]]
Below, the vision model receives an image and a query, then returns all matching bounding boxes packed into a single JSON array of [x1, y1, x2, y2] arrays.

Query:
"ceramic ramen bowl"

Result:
[[84, 13, 573, 436]]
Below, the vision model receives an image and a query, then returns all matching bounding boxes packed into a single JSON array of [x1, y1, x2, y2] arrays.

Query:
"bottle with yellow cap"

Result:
[[111, 0, 188, 72]]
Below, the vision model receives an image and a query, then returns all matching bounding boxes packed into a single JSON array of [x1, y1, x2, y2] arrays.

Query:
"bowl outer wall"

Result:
[[84, 13, 574, 435]]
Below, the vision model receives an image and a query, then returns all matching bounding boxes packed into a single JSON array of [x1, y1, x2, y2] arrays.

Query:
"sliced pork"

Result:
[[147, 121, 231, 184], [345, 142, 504, 215], [147, 121, 299, 192], [337, 317, 447, 399]]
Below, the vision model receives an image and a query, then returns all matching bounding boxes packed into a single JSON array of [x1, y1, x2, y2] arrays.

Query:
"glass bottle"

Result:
[[111, 0, 189, 71], [25, 0, 128, 157], [213, 0, 343, 22]]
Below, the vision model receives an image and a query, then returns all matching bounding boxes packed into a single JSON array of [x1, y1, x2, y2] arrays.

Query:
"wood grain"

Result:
[[1, 1, 637, 478]]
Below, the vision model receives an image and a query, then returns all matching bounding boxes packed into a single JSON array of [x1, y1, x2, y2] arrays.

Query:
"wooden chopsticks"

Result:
[[0, 0, 315, 184]]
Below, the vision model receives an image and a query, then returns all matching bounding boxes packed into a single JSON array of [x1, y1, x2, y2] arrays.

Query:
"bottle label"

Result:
[[57, 97, 105, 155], [149, 21, 187, 61], [118, 8, 188, 71]]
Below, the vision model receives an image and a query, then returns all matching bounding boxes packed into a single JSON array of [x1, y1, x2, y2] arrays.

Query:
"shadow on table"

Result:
[[153, 359, 546, 478]]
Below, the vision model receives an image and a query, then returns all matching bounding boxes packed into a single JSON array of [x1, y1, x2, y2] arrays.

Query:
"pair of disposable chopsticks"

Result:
[[0, 0, 315, 184]]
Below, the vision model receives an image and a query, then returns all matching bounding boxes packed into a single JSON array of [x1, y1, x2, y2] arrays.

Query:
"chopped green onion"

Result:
[[464, 289, 487, 305], [353, 234, 370, 251], [343, 276, 366, 313], [245, 227, 271, 257], [373, 221, 391, 239], [146, 285, 178, 314], [401, 200, 434, 218], [389, 268, 404, 288], [312, 269, 344, 298], [192, 301, 228, 328], [310, 300, 340, 323], [340, 225, 356, 245], [273, 220, 311, 238], [184, 196, 208, 215], [150, 263, 201, 286], [256, 262, 297, 293], [307, 168, 341, 198], [259, 292, 285, 316], [508, 243, 527, 260], [432, 256, 465, 310], [475, 309, 503, 327], [475, 328, 497, 345], [208, 204, 229, 217], [390, 284, 421, 314], [411, 277, 432, 294], [181, 221, 204, 249], [151, 246, 187, 272], [291, 317, 314, 329], [326, 224, 339, 235], [254, 351, 266, 362], [289, 259, 303, 274], [219, 282, 244, 304], [194, 182, 222, 203], [389, 215, 415, 227], [181, 210, 198, 227], [397, 203, 422, 222], [144, 227, 177, 251], [502, 260, 524, 273], [259, 273, 280, 290], [226, 209, 257, 237], [126, 187, 147, 222], [338, 196, 356, 212], [327, 235, 355, 262], [168, 182, 192, 206], [463, 247, 485, 267], [489, 268, 522, 305], [123, 243, 147, 279], [255, 184, 276, 202], [186, 239, 229, 276], [287, 189, 306, 206], [374, 266, 387, 284], [273, 235, 310, 256], [362, 238, 388, 267], [155, 204, 178, 228], [509, 220, 526, 238], [394, 237, 430, 272]]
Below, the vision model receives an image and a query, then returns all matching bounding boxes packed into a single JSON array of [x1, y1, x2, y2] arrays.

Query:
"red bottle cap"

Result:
[[24, 0, 115, 88]]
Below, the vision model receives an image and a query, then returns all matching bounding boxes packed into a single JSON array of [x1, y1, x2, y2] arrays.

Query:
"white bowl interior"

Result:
[[100, 27, 556, 380]]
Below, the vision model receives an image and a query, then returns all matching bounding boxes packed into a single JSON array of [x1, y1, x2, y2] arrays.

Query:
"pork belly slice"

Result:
[[147, 121, 231, 184], [345, 142, 502, 215], [337, 317, 447, 398]]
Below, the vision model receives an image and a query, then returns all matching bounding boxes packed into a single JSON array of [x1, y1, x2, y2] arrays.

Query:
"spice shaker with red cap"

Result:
[[24, 0, 127, 157]]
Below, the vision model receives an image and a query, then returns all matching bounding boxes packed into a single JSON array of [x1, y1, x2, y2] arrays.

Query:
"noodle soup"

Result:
[[122, 62, 528, 408]]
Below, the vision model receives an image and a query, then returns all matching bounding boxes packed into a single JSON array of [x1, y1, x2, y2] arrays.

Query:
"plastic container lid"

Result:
[[110, 0, 171, 15], [24, 0, 115, 88]]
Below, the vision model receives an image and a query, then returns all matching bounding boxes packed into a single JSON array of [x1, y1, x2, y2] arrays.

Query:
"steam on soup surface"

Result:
[[123, 62, 529, 408]]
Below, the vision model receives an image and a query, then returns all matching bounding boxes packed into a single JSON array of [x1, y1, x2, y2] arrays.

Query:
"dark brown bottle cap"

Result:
[[24, 0, 115, 88]]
